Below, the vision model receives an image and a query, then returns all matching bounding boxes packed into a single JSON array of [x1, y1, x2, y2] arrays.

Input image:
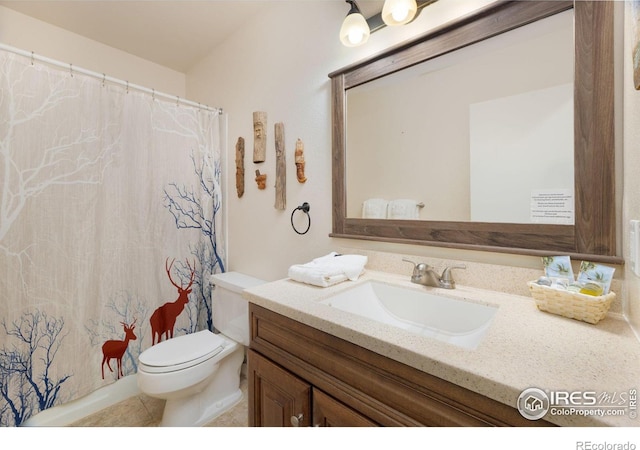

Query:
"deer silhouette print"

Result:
[[101, 319, 137, 380], [150, 258, 196, 345]]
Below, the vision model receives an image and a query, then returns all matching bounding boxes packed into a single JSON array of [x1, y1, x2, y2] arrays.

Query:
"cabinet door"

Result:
[[248, 349, 311, 427], [312, 389, 378, 427]]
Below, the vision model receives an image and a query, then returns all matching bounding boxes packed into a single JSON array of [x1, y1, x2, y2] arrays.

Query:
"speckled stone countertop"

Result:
[[243, 270, 640, 427]]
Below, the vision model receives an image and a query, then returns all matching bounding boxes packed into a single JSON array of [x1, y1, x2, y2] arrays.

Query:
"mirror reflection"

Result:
[[346, 10, 574, 224]]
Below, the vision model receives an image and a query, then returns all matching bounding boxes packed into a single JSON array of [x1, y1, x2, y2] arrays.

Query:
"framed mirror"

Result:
[[329, 0, 619, 263]]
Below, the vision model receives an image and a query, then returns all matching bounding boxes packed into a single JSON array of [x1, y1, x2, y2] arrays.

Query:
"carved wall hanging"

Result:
[[295, 138, 307, 183], [253, 111, 267, 163], [255, 170, 267, 190]]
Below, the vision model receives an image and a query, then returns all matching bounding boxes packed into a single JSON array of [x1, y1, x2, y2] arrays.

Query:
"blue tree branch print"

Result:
[[164, 151, 225, 332], [0, 311, 71, 426]]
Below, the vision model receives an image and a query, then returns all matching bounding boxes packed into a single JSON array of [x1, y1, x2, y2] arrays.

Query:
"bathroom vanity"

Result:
[[244, 271, 640, 427], [248, 303, 550, 426]]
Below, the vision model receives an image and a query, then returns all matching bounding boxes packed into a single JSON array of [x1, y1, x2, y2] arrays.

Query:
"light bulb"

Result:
[[392, 5, 410, 22], [340, 9, 370, 47], [382, 0, 418, 26], [348, 29, 365, 45]]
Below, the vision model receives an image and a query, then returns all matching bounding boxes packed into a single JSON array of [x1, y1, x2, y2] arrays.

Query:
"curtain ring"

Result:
[[31, 51, 34, 65], [102, 73, 106, 87], [69, 63, 73, 77], [291, 203, 311, 235]]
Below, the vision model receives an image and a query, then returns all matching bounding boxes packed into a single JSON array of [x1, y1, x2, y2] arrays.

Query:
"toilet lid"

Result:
[[138, 330, 226, 373]]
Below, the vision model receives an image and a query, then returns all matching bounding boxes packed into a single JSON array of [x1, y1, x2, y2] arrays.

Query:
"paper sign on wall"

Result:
[[530, 189, 574, 224]]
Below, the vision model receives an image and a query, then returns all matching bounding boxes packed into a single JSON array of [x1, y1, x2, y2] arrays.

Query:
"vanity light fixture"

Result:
[[339, 0, 370, 47], [339, 0, 437, 47], [382, 0, 418, 26]]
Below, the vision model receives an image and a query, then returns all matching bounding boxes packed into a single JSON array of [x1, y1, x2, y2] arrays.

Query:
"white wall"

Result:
[[0, 5, 186, 97]]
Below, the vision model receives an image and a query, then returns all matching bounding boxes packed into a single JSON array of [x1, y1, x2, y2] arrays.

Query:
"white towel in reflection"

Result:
[[288, 252, 368, 288], [362, 198, 388, 218], [387, 199, 420, 219]]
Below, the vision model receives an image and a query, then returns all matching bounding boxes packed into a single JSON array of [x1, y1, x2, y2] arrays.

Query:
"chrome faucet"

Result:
[[403, 259, 466, 289]]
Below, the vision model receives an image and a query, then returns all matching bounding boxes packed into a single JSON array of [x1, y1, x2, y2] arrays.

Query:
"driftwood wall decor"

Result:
[[635, 1, 640, 89], [274, 122, 286, 210], [235, 137, 245, 198], [255, 170, 267, 190], [253, 111, 267, 163], [295, 138, 307, 183]]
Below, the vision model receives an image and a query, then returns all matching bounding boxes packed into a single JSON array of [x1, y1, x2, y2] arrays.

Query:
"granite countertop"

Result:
[[243, 270, 640, 427]]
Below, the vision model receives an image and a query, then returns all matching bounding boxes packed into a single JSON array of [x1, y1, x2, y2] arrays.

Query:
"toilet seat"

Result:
[[138, 330, 227, 374]]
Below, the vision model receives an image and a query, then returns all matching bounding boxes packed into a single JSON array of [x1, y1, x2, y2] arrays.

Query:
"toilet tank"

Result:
[[211, 271, 266, 346]]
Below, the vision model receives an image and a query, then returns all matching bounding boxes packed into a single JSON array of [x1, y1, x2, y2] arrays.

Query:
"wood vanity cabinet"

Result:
[[249, 349, 376, 427], [248, 304, 553, 427]]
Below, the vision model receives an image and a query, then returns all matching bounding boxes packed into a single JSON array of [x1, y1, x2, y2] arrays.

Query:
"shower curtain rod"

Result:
[[0, 43, 222, 114]]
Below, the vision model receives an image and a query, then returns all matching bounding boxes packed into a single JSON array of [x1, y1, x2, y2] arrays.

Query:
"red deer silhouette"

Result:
[[150, 258, 196, 345], [101, 319, 137, 380]]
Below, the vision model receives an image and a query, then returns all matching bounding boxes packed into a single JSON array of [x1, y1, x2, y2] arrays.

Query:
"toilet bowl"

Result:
[[136, 271, 266, 427]]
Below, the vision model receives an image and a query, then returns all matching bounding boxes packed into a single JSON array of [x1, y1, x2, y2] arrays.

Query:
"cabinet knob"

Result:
[[290, 413, 304, 427]]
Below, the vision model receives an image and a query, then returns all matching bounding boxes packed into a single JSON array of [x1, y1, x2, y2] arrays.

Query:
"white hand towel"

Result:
[[387, 199, 420, 219], [288, 252, 367, 288], [362, 199, 388, 219]]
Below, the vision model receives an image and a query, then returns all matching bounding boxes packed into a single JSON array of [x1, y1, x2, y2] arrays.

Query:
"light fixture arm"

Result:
[[345, 0, 361, 16]]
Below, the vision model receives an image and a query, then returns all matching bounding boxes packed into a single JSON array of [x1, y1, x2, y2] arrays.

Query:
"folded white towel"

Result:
[[362, 198, 388, 219], [387, 199, 420, 219], [288, 252, 368, 288]]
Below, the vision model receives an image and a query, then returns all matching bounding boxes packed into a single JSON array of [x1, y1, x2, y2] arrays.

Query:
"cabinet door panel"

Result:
[[248, 349, 311, 427], [312, 388, 378, 427]]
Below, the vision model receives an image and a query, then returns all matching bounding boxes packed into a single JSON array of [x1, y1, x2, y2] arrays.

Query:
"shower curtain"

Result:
[[0, 50, 226, 426]]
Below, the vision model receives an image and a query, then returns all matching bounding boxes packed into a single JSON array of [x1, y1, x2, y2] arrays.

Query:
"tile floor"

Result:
[[69, 376, 248, 427]]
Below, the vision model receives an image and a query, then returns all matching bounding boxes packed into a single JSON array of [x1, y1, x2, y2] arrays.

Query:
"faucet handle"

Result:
[[403, 258, 429, 272], [403, 258, 429, 283], [402, 258, 417, 268], [439, 264, 467, 289]]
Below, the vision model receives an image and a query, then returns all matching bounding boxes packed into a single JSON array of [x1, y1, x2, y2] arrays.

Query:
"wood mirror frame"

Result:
[[329, 0, 620, 263]]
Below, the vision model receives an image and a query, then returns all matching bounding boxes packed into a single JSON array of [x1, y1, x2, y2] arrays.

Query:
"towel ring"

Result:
[[291, 202, 311, 235]]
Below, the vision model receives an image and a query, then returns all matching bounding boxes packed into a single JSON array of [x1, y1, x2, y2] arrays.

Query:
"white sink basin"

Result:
[[319, 281, 498, 349]]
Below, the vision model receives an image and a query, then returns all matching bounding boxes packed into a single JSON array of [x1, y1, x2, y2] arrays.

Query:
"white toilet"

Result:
[[136, 271, 265, 427]]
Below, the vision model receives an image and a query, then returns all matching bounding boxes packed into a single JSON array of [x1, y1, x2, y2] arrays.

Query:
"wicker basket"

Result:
[[527, 281, 615, 324]]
